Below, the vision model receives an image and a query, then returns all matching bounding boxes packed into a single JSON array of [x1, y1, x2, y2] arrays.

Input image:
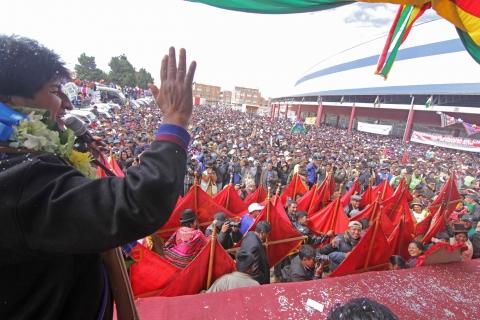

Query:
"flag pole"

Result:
[[266, 187, 272, 258], [308, 178, 322, 214], [363, 195, 382, 270], [226, 174, 233, 210], [328, 198, 342, 232], [206, 225, 217, 289], [293, 173, 299, 201], [193, 173, 199, 213]]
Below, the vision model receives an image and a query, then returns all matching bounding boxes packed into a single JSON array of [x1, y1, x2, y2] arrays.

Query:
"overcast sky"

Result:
[[1, 1, 427, 97]]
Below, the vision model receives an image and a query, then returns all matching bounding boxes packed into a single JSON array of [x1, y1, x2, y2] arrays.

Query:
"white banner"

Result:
[[357, 122, 392, 135], [411, 131, 480, 153]]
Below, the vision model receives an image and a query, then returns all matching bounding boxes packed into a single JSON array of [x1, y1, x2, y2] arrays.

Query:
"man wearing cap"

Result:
[[239, 203, 265, 235], [294, 211, 334, 246], [240, 221, 272, 285], [163, 209, 208, 268], [410, 199, 428, 223], [206, 248, 260, 293], [205, 212, 242, 249], [344, 195, 362, 218], [324, 221, 363, 270]]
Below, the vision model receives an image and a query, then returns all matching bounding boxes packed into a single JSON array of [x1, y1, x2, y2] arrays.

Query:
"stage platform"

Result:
[[135, 260, 480, 319]]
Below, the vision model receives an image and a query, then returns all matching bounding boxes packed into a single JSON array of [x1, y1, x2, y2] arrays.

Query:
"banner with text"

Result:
[[411, 131, 480, 153], [357, 122, 392, 135], [304, 117, 316, 125]]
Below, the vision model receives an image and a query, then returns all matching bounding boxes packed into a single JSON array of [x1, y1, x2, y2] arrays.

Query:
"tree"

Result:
[[136, 68, 154, 89], [108, 55, 137, 88], [74, 53, 107, 81]]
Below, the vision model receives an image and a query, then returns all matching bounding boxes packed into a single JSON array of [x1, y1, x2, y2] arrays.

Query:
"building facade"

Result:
[[233, 86, 261, 105], [192, 83, 221, 104], [220, 90, 232, 104]]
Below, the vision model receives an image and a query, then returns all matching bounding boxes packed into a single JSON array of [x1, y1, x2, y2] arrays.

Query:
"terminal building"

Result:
[[270, 18, 480, 151]]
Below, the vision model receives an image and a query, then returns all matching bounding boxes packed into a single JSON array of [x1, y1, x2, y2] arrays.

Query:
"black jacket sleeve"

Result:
[[1, 140, 186, 260]]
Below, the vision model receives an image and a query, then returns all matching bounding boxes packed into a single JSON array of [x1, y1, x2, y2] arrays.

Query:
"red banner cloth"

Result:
[[213, 183, 248, 215], [329, 224, 391, 277], [242, 199, 303, 267], [244, 186, 267, 206], [280, 173, 308, 205], [96, 154, 125, 178], [159, 238, 236, 297], [156, 185, 236, 239], [388, 219, 414, 260], [340, 180, 361, 207], [297, 175, 335, 215], [130, 244, 180, 297], [309, 198, 350, 235]]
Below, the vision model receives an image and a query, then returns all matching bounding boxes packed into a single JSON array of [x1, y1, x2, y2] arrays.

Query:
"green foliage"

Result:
[[108, 55, 137, 87], [75, 53, 154, 88], [74, 53, 107, 81], [136, 68, 154, 89]]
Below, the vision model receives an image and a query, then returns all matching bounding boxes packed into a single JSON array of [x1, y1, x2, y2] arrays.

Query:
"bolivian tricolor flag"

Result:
[[189, 0, 480, 76]]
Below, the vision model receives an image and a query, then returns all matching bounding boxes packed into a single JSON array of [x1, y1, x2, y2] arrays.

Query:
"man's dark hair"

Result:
[[298, 244, 315, 260], [327, 298, 398, 320], [0, 35, 71, 99], [255, 221, 271, 233]]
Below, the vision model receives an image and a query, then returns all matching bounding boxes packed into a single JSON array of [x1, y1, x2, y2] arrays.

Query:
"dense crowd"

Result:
[[88, 102, 480, 285]]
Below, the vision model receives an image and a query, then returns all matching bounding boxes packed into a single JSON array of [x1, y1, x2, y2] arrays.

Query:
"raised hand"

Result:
[[149, 47, 196, 129]]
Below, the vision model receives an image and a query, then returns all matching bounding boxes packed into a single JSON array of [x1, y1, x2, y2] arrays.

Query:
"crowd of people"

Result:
[[2, 34, 478, 319], [91, 102, 480, 287]]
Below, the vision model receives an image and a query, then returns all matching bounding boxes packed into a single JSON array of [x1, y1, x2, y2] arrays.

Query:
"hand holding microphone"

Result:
[[64, 116, 107, 158]]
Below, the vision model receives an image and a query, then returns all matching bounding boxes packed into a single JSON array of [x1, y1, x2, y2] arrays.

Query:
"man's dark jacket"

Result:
[[0, 140, 186, 319], [240, 232, 270, 285], [281, 255, 315, 282]]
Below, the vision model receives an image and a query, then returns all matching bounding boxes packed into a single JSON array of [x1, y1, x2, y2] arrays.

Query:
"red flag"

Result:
[[372, 180, 394, 202], [243, 199, 303, 267], [382, 185, 415, 236], [340, 180, 361, 207], [160, 238, 236, 297], [388, 219, 414, 260], [416, 175, 462, 241], [130, 244, 180, 297], [157, 185, 236, 239], [428, 174, 461, 218], [309, 198, 350, 235], [96, 154, 125, 178], [244, 186, 267, 206], [329, 224, 391, 277], [359, 185, 373, 208], [297, 175, 335, 215], [213, 184, 248, 215], [280, 173, 308, 205]]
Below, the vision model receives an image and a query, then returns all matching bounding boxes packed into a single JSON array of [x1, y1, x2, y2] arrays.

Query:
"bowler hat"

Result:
[[180, 209, 197, 224], [236, 248, 255, 273]]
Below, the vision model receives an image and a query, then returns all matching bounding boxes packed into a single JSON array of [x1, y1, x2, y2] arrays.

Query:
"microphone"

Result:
[[64, 116, 116, 177], [64, 116, 95, 145]]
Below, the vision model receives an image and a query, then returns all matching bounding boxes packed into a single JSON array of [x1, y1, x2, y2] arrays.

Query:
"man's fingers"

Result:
[[167, 47, 177, 80], [185, 60, 197, 86], [177, 48, 186, 82], [148, 84, 160, 97], [160, 55, 168, 83]]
